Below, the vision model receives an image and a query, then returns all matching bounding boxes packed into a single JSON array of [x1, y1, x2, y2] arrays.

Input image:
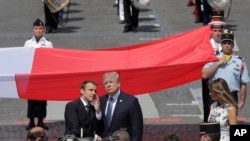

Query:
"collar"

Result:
[[31, 36, 46, 42], [108, 89, 120, 102], [80, 97, 89, 106]]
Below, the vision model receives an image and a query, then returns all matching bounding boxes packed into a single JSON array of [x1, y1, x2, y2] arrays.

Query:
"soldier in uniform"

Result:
[[202, 30, 250, 113], [24, 18, 53, 130], [122, 0, 139, 33], [201, 10, 242, 122], [44, 2, 59, 33], [202, 10, 225, 122], [201, 0, 212, 25]]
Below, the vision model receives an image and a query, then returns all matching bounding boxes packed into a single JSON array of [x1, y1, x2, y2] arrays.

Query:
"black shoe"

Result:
[[132, 27, 137, 33], [113, 3, 118, 7], [51, 28, 57, 33], [194, 18, 202, 23], [37, 122, 49, 130], [45, 26, 52, 34], [119, 20, 125, 24], [187, 2, 194, 6], [26, 123, 35, 130], [122, 28, 132, 33]]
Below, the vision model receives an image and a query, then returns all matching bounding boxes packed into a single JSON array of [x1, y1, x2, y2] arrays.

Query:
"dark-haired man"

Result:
[[24, 18, 53, 130], [64, 80, 102, 140]]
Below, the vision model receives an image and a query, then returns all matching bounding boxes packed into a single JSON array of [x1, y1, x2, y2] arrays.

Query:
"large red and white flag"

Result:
[[0, 26, 217, 101]]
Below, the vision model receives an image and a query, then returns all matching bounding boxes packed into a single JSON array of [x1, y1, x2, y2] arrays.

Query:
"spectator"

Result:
[[24, 18, 52, 130], [99, 71, 143, 141], [112, 130, 130, 141], [64, 80, 102, 140], [200, 122, 220, 141], [163, 133, 181, 141], [26, 127, 48, 141], [207, 78, 238, 141]]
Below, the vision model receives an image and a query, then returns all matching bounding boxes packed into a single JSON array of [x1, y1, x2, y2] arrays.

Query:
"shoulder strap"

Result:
[[238, 56, 245, 75], [241, 59, 245, 76]]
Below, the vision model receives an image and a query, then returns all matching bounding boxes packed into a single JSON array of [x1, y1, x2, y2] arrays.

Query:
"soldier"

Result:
[[24, 18, 53, 130], [202, 30, 250, 112], [202, 9, 242, 122], [43, 2, 59, 33], [202, 10, 225, 122]]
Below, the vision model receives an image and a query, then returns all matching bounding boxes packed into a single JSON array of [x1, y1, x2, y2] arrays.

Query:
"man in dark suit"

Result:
[[64, 80, 102, 140], [99, 72, 143, 141]]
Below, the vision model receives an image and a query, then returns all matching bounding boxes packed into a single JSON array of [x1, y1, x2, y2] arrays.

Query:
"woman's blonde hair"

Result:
[[208, 78, 238, 114]]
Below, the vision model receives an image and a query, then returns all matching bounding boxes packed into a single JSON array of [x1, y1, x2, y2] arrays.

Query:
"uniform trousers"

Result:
[[123, 0, 139, 30], [27, 100, 47, 119], [44, 3, 59, 30]]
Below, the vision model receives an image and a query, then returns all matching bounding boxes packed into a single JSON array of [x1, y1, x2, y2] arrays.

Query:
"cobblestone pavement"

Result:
[[1, 0, 250, 140]]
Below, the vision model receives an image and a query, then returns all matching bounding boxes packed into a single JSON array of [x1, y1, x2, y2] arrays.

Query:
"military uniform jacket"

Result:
[[24, 36, 53, 48], [204, 52, 250, 92], [24, 36, 53, 118]]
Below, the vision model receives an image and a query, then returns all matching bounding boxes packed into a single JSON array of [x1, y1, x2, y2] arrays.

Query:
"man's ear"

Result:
[[80, 89, 84, 95]]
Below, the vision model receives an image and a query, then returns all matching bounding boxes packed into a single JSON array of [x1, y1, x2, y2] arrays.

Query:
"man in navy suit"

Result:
[[64, 80, 102, 140], [99, 72, 143, 141]]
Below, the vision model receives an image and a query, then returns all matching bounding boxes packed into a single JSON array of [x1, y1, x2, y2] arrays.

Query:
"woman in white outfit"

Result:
[[208, 78, 238, 141]]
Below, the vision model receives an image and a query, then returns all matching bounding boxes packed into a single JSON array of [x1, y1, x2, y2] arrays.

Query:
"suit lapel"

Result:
[[77, 98, 89, 117], [110, 92, 125, 127]]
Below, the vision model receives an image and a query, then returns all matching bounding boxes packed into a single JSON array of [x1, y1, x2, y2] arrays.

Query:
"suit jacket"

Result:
[[100, 91, 143, 141], [64, 98, 101, 138]]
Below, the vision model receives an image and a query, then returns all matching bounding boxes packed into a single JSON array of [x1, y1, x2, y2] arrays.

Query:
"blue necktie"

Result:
[[106, 97, 114, 127]]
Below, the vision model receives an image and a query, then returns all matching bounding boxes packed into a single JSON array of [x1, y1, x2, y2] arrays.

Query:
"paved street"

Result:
[[0, 0, 250, 140]]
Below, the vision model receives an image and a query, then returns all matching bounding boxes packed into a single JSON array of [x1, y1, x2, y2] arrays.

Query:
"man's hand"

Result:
[[238, 102, 245, 113], [217, 57, 226, 66], [95, 95, 101, 114]]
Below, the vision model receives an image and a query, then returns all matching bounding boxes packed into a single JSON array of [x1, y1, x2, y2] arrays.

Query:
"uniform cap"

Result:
[[33, 18, 44, 26], [212, 9, 224, 19], [200, 122, 220, 134], [208, 9, 226, 26], [221, 29, 234, 43]]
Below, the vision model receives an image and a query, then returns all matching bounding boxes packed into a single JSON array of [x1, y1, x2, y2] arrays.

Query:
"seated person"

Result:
[[112, 130, 130, 141], [163, 133, 181, 141], [26, 127, 48, 141], [200, 122, 220, 141]]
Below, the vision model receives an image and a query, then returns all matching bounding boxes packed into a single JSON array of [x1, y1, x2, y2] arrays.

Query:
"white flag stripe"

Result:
[[0, 47, 35, 98], [0, 75, 19, 98]]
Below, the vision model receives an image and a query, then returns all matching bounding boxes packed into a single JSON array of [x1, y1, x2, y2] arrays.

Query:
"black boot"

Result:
[[37, 118, 49, 130], [26, 118, 35, 130]]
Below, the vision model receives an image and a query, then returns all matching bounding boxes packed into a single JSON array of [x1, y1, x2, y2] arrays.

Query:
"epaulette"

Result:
[[238, 56, 244, 61]]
